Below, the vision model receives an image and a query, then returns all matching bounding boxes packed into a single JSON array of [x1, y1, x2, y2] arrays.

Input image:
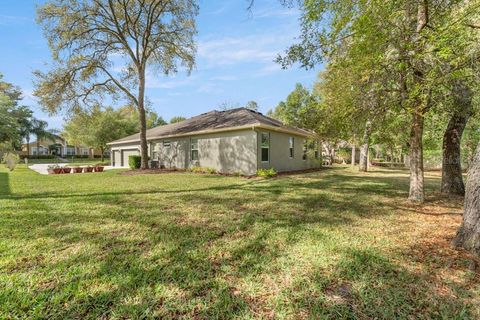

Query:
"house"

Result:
[[22, 135, 107, 158], [107, 108, 322, 175]]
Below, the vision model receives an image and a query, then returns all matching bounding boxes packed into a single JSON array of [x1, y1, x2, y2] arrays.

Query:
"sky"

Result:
[[0, 0, 320, 130]]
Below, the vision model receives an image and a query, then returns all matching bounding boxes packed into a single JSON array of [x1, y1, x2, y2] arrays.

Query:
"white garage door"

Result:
[[122, 149, 139, 167], [112, 150, 120, 167]]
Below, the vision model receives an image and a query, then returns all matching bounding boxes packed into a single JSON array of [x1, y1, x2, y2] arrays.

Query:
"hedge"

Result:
[[128, 155, 142, 169]]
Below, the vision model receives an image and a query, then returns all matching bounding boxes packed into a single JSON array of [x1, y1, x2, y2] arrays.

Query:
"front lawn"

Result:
[[0, 165, 478, 319]]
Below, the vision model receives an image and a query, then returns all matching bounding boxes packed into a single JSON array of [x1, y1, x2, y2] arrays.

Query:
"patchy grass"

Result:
[[0, 165, 478, 319]]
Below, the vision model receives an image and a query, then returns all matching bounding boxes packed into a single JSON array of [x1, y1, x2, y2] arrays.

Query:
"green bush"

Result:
[[128, 155, 141, 169], [20, 155, 56, 160], [190, 166, 217, 174], [2, 153, 20, 171], [257, 168, 277, 178]]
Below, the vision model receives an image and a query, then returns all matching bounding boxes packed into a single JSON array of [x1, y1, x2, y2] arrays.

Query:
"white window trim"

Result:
[[163, 140, 171, 148], [260, 132, 270, 163], [191, 138, 199, 161], [289, 137, 294, 159]]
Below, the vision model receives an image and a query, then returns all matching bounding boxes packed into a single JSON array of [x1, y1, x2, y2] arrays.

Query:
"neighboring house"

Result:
[[108, 108, 321, 175], [21, 135, 108, 158]]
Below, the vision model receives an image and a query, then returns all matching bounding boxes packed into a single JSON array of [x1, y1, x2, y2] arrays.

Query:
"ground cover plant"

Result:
[[0, 165, 479, 319]]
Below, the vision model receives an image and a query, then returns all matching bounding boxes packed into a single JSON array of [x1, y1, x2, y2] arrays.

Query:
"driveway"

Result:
[[29, 163, 126, 175]]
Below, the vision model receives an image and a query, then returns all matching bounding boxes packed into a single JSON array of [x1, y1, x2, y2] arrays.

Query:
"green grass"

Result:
[[0, 165, 478, 319]]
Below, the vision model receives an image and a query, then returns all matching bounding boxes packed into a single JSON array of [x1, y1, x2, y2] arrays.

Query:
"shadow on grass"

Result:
[[0, 172, 10, 199], [1, 166, 476, 318]]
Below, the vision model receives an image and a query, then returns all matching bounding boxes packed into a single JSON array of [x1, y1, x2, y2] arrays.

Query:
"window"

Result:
[[152, 151, 158, 160], [163, 141, 171, 148], [261, 132, 269, 162], [289, 137, 294, 159], [191, 138, 199, 161], [303, 140, 308, 161]]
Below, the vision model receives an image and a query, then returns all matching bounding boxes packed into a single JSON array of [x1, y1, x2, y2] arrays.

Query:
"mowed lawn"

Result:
[[0, 165, 479, 319]]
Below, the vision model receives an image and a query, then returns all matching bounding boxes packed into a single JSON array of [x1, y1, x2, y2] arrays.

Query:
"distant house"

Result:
[[108, 108, 321, 175], [21, 135, 107, 158]]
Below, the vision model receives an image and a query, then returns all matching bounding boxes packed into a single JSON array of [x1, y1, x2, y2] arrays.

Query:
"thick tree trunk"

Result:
[[36, 138, 40, 156], [453, 141, 480, 258], [26, 135, 30, 157], [100, 147, 104, 163], [351, 144, 356, 167], [441, 81, 472, 196], [409, 111, 425, 202], [138, 72, 149, 170], [359, 120, 372, 172]]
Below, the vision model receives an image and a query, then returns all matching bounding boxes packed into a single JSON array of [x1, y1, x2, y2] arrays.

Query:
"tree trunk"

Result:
[[138, 70, 149, 169], [351, 144, 356, 167], [100, 147, 104, 163], [409, 110, 425, 202], [36, 138, 40, 156], [26, 135, 30, 157], [453, 141, 480, 258], [359, 120, 372, 172], [441, 81, 472, 196]]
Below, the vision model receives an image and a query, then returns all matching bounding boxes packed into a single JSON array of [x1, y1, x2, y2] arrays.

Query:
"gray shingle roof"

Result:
[[108, 108, 315, 145]]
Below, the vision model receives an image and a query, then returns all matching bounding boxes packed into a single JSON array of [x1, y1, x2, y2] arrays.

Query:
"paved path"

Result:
[[29, 163, 126, 175]]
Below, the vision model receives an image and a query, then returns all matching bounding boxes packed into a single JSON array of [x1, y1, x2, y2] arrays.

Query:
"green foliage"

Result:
[[190, 166, 217, 174], [256, 168, 277, 178], [245, 100, 259, 111], [1, 152, 19, 171], [269, 84, 319, 130], [170, 116, 187, 124], [336, 148, 351, 164], [63, 105, 140, 159], [128, 155, 141, 170]]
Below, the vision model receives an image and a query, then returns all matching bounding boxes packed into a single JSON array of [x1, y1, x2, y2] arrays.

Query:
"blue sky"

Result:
[[0, 0, 319, 129]]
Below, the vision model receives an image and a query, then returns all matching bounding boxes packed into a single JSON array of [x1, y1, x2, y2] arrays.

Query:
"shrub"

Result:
[[20, 155, 55, 160], [190, 166, 217, 174], [128, 155, 141, 169], [2, 153, 20, 171], [257, 168, 277, 178]]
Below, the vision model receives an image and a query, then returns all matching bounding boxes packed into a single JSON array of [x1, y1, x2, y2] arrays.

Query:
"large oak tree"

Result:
[[34, 0, 198, 169]]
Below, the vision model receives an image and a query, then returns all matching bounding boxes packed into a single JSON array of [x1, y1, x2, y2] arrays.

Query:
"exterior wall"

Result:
[[151, 138, 189, 169], [194, 130, 257, 175], [110, 143, 148, 167], [150, 129, 258, 175], [256, 129, 321, 172]]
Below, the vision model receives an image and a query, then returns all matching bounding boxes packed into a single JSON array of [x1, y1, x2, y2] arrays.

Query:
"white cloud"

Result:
[[197, 32, 295, 68], [145, 73, 197, 89], [0, 15, 30, 26]]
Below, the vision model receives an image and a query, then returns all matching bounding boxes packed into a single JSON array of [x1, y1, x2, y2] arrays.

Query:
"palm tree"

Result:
[[31, 120, 56, 156]]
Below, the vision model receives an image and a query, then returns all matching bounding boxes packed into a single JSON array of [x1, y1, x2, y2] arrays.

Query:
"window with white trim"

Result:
[[191, 138, 199, 161], [302, 140, 308, 161], [289, 137, 294, 159], [163, 141, 171, 148], [261, 132, 269, 162]]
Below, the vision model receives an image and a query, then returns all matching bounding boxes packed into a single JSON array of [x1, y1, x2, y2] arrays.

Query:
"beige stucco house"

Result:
[[107, 108, 321, 175]]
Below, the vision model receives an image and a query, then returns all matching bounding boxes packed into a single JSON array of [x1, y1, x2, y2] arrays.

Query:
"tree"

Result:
[[245, 100, 259, 111], [31, 120, 56, 155], [0, 74, 23, 148], [34, 0, 198, 169], [63, 106, 140, 162], [275, 0, 480, 202], [453, 141, 480, 261], [441, 80, 473, 196], [269, 84, 319, 130], [170, 116, 186, 124]]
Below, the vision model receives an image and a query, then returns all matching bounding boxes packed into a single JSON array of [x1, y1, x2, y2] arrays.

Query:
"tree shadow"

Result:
[[1, 167, 476, 318], [0, 172, 10, 199]]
